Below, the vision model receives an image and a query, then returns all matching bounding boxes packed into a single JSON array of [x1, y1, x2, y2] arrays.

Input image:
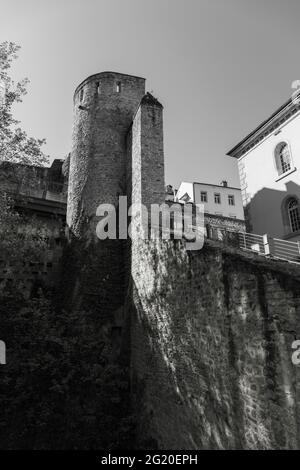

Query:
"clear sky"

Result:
[[1, 0, 300, 189]]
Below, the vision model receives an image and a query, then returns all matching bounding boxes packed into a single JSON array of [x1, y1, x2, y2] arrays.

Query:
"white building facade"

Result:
[[176, 181, 244, 220], [228, 95, 300, 241]]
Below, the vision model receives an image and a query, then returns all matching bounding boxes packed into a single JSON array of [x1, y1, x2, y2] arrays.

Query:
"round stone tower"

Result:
[[68, 71, 145, 236], [66, 72, 145, 314]]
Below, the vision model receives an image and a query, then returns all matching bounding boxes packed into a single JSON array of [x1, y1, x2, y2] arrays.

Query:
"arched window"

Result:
[[288, 197, 300, 233], [274, 142, 292, 176]]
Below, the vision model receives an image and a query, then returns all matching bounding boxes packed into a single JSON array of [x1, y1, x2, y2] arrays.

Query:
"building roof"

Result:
[[227, 93, 300, 159], [141, 92, 163, 108], [74, 71, 146, 99], [193, 181, 241, 191]]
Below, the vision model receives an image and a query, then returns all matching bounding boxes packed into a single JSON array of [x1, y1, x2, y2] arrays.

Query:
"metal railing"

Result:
[[272, 237, 300, 263], [207, 224, 300, 265], [237, 232, 265, 254]]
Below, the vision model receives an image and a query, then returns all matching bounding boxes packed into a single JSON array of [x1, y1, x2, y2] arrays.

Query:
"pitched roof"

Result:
[[141, 92, 163, 108]]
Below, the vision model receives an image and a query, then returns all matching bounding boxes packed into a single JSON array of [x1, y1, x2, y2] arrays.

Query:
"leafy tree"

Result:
[[0, 41, 48, 166], [0, 192, 49, 262], [0, 42, 50, 289]]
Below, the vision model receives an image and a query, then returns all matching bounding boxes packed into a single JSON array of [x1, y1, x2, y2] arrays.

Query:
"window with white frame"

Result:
[[228, 195, 235, 206], [288, 197, 300, 233], [200, 191, 207, 202], [214, 193, 221, 204], [274, 142, 292, 176]]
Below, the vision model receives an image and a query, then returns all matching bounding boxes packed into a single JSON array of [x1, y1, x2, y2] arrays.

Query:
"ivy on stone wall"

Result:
[[0, 192, 49, 263]]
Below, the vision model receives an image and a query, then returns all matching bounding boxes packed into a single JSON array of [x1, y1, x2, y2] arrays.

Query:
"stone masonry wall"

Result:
[[65, 72, 145, 315], [68, 72, 145, 236], [0, 234, 64, 298], [204, 213, 245, 233], [129, 238, 300, 449]]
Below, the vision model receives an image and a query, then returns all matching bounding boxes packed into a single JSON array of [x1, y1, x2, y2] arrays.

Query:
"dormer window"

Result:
[[275, 142, 292, 176], [80, 88, 84, 102], [96, 81, 101, 94], [116, 82, 122, 93]]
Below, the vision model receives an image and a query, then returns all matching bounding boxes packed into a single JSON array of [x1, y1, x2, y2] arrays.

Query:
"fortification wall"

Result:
[[0, 233, 64, 298], [0, 160, 67, 203], [129, 238, 300, 449]]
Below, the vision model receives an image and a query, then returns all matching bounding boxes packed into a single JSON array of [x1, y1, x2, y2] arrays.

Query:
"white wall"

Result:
[[193, 183, 244, 219], [175, 182, 194, 203], [239, 111, 300, 240], [176, 181, 244, 219]]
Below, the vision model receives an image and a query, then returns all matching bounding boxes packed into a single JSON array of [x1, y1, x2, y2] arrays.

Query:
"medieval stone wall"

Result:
[[63, 71, 300, 450], [65, 72, 145, 315], [0, 233, 64, 298], [0, 160, 67, 203], [129, 238, 300, 450]]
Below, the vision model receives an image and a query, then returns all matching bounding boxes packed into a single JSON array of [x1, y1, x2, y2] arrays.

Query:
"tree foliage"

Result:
[[0, 192, 49, 264], [0, 41, 48, 166]]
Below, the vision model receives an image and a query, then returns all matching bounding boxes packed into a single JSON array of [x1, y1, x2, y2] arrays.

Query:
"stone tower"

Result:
[[68, 71, 145, 236], [66, 71, 165, 321], [66, 72, 146, 315]]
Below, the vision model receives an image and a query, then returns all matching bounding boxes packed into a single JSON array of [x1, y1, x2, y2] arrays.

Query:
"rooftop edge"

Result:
[[74, 71, 146, 99], [227, 93, 300, 158]]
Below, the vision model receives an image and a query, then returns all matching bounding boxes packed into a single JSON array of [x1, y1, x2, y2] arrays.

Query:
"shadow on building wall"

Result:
[[245, 181, 300, 239]]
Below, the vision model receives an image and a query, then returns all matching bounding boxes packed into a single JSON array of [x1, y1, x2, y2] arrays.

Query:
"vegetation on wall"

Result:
[[0, 45, 134, 447], [0, 293, 133, 449], [0, 192, 49, 264], [0, 197, 134, 449]]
